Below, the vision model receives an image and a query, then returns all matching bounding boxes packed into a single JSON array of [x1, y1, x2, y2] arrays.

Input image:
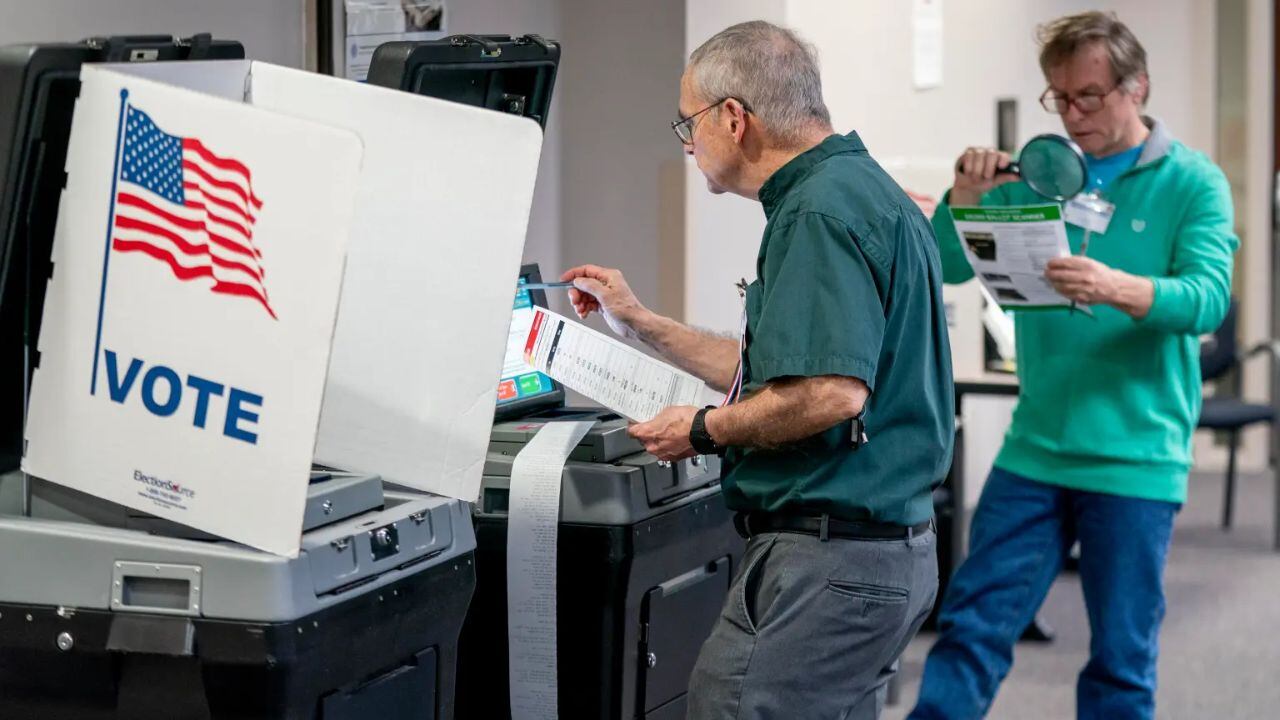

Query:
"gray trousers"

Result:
[[687, 526, 938, 720]]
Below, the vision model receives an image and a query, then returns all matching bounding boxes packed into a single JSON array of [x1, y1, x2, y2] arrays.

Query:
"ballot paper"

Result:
[[523, 308, 705, 422], [507, 420, 594, 720], [949, 204, 1075, 309]]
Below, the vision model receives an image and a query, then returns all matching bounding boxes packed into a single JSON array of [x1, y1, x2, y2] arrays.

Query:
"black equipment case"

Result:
[[367, 34, 560, 129]]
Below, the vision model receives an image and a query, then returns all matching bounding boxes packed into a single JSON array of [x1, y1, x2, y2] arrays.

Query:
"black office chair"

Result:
[[1198, 299, 1278, 529]]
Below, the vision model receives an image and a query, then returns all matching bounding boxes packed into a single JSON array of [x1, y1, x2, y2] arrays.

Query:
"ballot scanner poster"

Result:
[[22, 66, 363, 557]]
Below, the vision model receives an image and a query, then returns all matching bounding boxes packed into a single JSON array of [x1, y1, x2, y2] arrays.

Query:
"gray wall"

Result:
[[0, 0, 306, 67], [558, 0, 686, 327]]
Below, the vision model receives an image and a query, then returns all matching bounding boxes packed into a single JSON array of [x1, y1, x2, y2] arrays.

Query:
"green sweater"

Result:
[[933, 119, 1238, 503]]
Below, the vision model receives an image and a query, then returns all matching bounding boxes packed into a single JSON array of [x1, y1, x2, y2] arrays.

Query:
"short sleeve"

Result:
[[749, 212, 885, 389]]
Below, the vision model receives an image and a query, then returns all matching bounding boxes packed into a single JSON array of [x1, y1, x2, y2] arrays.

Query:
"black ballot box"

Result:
[[461, 411, 742, 720]]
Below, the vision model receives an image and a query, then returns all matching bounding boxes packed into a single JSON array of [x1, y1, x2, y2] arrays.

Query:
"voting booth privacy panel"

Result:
[[22, 63, 361, 558], [21, 55, 544, 556], [0, 33, 547, 720]]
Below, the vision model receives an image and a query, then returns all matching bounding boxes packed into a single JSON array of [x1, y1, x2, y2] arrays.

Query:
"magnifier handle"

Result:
[[954, 158, 1021, 176]]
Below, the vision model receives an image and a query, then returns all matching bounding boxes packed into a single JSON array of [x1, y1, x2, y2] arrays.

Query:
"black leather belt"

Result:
[[734, 512, 933, 542]]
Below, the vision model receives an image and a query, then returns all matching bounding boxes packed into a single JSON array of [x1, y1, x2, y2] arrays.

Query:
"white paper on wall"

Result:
[[913, 0, 944, 89]]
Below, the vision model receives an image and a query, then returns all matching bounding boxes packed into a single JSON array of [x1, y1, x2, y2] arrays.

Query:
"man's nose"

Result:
[[683, 142, 695, 157], [1063, 102, 1085, 124]]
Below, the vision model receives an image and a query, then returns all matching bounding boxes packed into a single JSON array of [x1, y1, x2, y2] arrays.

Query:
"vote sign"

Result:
[[22, 66, 362, 557]]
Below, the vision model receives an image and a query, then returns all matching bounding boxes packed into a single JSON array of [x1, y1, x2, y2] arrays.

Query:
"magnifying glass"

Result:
[[957, 133, 1087, 202]]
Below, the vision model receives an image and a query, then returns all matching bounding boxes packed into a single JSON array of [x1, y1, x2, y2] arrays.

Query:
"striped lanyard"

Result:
[[722, 279, 749, 407]]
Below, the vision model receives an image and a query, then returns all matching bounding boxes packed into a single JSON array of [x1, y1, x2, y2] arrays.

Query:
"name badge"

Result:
[[1063, 193, 1116, 234]]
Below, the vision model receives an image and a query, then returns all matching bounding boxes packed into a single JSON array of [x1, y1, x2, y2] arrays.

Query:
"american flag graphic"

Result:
[[112, 105, 276, 319]]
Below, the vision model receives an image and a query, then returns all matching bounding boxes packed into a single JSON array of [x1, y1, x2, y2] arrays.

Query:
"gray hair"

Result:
[[1037, 11, 1150, 105], [687, 21, 832, 146]]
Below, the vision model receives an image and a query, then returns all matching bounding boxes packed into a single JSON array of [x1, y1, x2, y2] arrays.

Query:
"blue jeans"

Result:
[[909, 467, 1179, 720]]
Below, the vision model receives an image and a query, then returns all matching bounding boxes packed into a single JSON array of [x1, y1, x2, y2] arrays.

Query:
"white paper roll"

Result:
[[507, 420, 594, 719]]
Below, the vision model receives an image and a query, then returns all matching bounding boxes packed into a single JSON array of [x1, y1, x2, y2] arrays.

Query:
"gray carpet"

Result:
[[884, 470, 1280, 719]]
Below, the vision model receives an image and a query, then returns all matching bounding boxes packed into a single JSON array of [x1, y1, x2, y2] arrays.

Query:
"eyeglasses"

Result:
[[1039, 81, 1125, 115], [671, 97, 751, 144]]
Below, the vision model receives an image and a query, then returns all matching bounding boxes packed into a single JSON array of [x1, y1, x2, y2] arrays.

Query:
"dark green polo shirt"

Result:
[[720, 132, 955, 525]]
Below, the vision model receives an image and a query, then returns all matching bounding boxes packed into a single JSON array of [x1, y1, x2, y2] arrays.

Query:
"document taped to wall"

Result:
[[949, 204, 1081, 310], [342, 0, 447, 81], [523, 308, 705, 422]]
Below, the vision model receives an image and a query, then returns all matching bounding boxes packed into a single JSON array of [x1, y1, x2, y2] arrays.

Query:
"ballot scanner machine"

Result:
[[448, 265, 745, 720], [0, 35, 480, 719]]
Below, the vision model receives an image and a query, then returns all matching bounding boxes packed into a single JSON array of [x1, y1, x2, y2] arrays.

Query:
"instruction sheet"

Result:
[[949, 204, 1074, 309], [507, 420, 594, 720], [523, 308, 705, 422]]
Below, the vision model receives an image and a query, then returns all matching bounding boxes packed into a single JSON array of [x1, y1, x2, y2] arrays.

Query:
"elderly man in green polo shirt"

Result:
[[561, 20, 954, 720]]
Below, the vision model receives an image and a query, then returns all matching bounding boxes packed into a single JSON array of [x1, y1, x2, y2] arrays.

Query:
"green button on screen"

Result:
[[518, 373, 544, 396]]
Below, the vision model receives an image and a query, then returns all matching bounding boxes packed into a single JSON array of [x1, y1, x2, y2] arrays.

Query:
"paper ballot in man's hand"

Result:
[[560, 264, 642, 340], [522, 307, 706, 423]]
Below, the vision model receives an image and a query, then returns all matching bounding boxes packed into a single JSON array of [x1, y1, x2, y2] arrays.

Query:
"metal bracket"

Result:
[[449, 34, 502, 57], [518, 34, 557, 53], [110, 561, 203, 617]]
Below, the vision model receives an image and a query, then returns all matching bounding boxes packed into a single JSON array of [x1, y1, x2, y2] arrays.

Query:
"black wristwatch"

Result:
[[689, 406, 723, 456]]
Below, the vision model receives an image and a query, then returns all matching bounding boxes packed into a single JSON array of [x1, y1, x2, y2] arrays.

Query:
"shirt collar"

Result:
[[1135, 116, 1174, 167], [758, 131, 867, 218]]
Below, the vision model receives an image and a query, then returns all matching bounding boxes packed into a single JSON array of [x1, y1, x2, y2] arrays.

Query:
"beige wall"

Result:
[[682, 0, 786, 331], [791, 0, 1215, 181], [1231, 0, 1274, 470]]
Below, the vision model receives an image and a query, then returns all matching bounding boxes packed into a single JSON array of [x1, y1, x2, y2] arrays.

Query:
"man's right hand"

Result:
[[951, 147, 1020, 206], [560, 264, 648, 339]]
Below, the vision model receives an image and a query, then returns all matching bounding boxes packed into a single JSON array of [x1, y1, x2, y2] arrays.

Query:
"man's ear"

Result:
[[724, 98, 749, 144], [1131, 72, 1150, 107]]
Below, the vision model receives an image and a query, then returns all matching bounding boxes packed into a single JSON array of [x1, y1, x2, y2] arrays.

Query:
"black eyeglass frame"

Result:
[[1039, 79, 1127, 115], [671, 96, 753, 144]]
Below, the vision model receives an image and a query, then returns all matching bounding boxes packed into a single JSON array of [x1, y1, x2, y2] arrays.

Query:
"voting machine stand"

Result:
[[468, 421, 741, 720], [0, 35, 477, 719], [423, 258, 745, 719]]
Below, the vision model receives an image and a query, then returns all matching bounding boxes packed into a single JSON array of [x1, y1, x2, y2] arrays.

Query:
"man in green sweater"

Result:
[[909, 12, 1237, 720]]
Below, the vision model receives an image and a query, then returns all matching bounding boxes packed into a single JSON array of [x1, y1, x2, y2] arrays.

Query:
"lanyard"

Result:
[[723, 279, 748, 407]]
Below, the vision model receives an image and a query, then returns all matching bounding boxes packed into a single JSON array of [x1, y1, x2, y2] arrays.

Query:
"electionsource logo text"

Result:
[[133, 469, 196, 500]]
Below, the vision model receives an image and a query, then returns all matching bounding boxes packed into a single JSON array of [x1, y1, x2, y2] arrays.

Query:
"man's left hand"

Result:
[[628, 405, 699, 462], [1044, 256, 1122, 305]]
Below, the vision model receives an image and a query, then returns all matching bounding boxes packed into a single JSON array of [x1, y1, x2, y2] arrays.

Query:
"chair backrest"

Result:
[[1201, 298, 1239, 382]]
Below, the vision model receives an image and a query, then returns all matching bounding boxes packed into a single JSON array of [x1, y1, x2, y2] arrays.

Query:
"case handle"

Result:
[[449, 34, 503, 58]]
